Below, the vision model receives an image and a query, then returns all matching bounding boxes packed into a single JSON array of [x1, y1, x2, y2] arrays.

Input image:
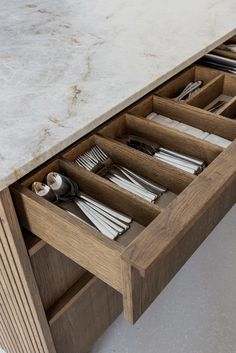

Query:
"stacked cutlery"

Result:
[[173, 80, 203, 101], [75, 144, 167, 202], [32, 172, 132, 240], [126, 140, 205, 175]]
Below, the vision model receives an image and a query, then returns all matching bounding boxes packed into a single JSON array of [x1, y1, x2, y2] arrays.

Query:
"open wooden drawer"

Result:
[[11, 63, 236, 325]]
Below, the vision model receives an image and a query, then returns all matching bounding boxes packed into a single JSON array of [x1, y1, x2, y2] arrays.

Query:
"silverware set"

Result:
[[173, 80, 203, 101], [32, 172, 132, 240], [126, 140, 205, 175], [75, 144, 167, 202]]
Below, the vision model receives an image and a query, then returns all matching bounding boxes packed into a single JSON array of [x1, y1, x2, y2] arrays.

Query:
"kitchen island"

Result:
[[1, 0, 236, 352]]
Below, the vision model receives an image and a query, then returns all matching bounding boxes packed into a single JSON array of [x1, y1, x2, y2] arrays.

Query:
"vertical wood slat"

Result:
[[0, 272, 25, 353], [0, 223, 42, 353], [0, 254, 33, 353], [0, 314, 10, 353], [0, 307, 17, 353], [0, 188, 56, 353], [0, 319, 9, 353]]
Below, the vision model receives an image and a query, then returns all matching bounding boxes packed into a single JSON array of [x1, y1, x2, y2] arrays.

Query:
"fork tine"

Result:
[[79, 156, 95, 170], [90, 148, 102, 162], [95, 145, 108, 159], [91, 146, 106, 161], [75, 158, 90, 170]]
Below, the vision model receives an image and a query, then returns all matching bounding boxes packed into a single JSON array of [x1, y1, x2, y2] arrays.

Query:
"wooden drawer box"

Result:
[[11, 64, 236, 325]]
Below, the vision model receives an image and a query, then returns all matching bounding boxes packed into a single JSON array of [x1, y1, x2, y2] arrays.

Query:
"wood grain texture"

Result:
[[11, 184, 123, 292], [218, 96, 236, 119], [0, 293, 19, 353], [0, 188, 56, 353], [125, 113, 222, 164], [185, 74, 224, 108], [47, 272, 94, 325], [187, 71, 236, 109], [154, 65, 220, 99], [24, 230, 46, 257], [31, 243, 87, 311], [12, 155, 160, 297], [0, 255, 33, 353], [0, 310, 16, 353], [50, 277, 122, 353], [63, 132, 167, 213], [99, 116, 196, 194], [94, 134, 187, 196], [121, 139, 236, 323], [60, 158, 160, 225], [152, 96, 236, 140], [8, 58, 236, 333], [129, 93, 236, 141]]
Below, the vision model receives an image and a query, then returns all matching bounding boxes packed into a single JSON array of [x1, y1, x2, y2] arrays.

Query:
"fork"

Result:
[[74, 144, 167, 202]]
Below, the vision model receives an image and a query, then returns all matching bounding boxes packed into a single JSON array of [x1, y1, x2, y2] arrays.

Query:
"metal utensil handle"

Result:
[[118, 166, 167, 193], [75, 200, 116, 238], [83, 200, 129, 231], [76, 200, 118, 239], [155, 153, 198, 172], [175, 81, 202, 101], [115, 168, 161, 198], [108, 175, 153, 201], [180, 80, 202, 99], [79, 193, 132, 224], [79, 200, 124, 234], [156, 152, 200, 172], [154, 155, 196, 174], [116, 167, 146, 188], [110, 172, 157, 198], [159, 147, 204, 166], [107, 175, 156, 202]]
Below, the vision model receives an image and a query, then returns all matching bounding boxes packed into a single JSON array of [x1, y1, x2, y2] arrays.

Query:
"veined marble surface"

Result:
[[0, 0, 236, 190]]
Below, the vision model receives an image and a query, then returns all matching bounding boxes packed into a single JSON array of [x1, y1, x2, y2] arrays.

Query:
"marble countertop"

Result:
[[1, 0, 236, 191]]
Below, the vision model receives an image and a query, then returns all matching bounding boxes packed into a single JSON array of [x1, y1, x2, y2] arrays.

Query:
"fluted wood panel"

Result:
[[0, 188, 56, 353]]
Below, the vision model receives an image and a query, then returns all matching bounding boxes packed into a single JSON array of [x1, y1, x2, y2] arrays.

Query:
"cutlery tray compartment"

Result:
[[155, 65, 236, 119], [12, 157, 159, 292], [186, 73, 236, 112], [98, 112, 222, 169], [218, 97, 236, 119], [11, 60, 236, 325], [154, 65, 220, 100], [128, 94, 236, 148], [63, 134, 179, 208]]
